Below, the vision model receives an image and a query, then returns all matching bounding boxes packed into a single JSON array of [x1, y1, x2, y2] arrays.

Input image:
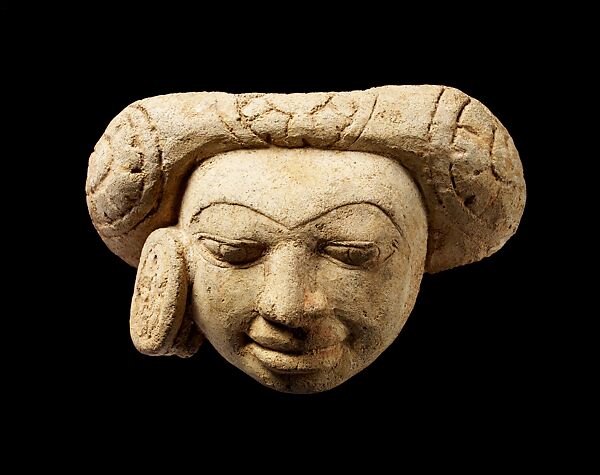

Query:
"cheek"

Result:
[[319, 252, 420, 352], [191, 260, 264, 353]]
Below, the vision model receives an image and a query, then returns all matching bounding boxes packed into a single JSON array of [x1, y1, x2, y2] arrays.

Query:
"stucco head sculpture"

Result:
[[86, 86, 525, 393]]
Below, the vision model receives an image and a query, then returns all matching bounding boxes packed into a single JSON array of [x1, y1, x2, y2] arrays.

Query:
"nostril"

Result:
[[262, 316, 301, 333], [257, 315, 308, 339], [291, 327, 307, 339], [259, 314, 308, 340], [248, 316, 306, 353]]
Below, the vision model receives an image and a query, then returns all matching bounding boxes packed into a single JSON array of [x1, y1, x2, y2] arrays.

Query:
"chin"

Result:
[[256, 370, 350, 394]]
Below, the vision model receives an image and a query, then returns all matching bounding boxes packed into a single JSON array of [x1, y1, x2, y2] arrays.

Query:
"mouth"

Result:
[[246, 340, 344, 374]]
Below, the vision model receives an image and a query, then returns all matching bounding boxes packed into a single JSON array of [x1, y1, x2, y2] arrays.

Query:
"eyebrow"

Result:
[[190, 201, 405, 237], [191, 202, 288, 228]]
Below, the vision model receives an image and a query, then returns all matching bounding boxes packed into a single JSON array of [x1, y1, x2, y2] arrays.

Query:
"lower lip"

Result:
[[247, 342, 344, 374]]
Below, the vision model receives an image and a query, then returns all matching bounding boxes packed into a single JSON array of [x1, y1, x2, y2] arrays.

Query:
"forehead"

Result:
[[179, 147, 423, 228]]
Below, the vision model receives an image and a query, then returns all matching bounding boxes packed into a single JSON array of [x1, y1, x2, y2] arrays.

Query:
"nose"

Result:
[[257, 241, 328, 329]]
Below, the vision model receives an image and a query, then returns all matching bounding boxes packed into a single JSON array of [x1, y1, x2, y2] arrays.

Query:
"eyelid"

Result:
[[193, 232, 261, 247], [195, 233, 266, 268], [325, 241, 377, 249], [320, 241, 381, 268]]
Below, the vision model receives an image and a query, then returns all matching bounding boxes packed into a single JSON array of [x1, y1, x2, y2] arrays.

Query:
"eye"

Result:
[[321, 242, 380, 267], [201, 238, 265, 266]]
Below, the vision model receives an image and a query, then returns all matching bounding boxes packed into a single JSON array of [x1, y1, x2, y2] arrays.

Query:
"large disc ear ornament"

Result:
[[130, 228, 203, 357]]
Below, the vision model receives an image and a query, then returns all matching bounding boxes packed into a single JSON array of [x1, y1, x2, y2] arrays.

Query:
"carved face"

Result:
[[179, 148, 428, 393]]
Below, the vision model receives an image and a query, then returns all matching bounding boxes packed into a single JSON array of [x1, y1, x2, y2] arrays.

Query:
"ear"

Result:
[[130, 227, 204, 357]]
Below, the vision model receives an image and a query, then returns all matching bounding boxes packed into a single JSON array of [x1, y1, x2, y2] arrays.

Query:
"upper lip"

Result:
[[246, 330, 305, 354], [245, 317, 348, 373], [246, 319, 348, 355], [247, 341, 344, 373], [246, 316, 308, 354]]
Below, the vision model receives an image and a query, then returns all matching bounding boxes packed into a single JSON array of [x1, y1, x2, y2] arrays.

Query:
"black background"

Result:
[[7, 9, 580, 460]]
